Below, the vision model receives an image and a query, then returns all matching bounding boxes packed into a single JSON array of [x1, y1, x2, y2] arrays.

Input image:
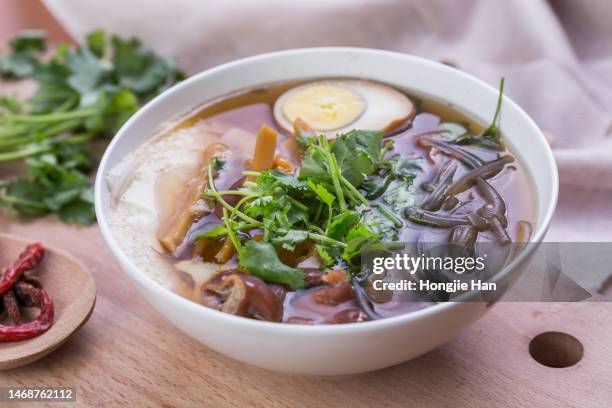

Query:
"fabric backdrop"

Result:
[[43, 0, 612, 243]]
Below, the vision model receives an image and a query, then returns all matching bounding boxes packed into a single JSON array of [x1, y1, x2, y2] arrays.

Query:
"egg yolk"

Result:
[[282, 84, 366, 131]]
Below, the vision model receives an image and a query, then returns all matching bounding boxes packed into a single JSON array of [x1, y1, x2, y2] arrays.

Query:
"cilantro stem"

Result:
[[206, 164, 261, 225], [274, 227, 346, 247], [232, 194, 259, 215], [308, 224, 326, 235], [2, 108, 100, 123], [483, 77, 505, 137], [329, 152, 346, 211], [325, 205, 333, 231], [314, 201, 323, 222], [0, 121, 54, 139], [242, 170, 260, 177], [0, 144, 51, 161], [0, 120, 84, 151], [222, 208, 243, 257], [205, 190, 251, 196], [193, 222, 259, 240], [374, 204, 404, 228], [0, 135, 37, 151], [0, 126, 29, 138], [38, 118, 82, 138], [340, 176, 369, 206], [0, 195, 49, 209], [229, 194, 261, 226], [205, 191, 261, 225], [317, 136, 346, 212], [59, 132, 96, 144], [286, 195, 309, 212], [52, 95, 79, 113], [343, 187, 360, 206], [306, 232, 347, 248]]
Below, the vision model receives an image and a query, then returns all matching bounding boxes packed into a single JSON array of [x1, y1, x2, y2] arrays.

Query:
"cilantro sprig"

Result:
[[0, 30, 185, 224], [201, 129, 422, 286], [450, 78, 506, 150]]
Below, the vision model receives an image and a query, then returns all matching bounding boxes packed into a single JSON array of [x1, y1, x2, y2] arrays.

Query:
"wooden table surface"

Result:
[[0, 211, 610, 408]]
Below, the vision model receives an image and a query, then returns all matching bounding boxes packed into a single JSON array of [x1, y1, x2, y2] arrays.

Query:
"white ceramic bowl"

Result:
[[95, 48, 558, 375]]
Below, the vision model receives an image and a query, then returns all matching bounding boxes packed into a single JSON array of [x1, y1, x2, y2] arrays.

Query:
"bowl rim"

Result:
[[94, 47, 559, 334]]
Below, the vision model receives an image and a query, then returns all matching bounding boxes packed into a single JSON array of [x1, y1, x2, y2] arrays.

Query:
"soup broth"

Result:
[[107, 79, 535, 324]]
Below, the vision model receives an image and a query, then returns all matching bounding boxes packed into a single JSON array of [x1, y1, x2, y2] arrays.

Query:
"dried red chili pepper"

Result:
[[0, 242, 54, 342], [21, 271, 42, 289], [0, 288, 54, 342], [0, 242, 45, 295], [14, 281, 41, 307], [3, 290, 21, 324]]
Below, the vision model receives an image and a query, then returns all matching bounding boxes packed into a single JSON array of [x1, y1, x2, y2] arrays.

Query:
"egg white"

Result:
[[273, 79, 415, 137]]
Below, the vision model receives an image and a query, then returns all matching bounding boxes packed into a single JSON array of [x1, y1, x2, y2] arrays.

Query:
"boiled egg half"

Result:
[[273, 79, 415, 137]]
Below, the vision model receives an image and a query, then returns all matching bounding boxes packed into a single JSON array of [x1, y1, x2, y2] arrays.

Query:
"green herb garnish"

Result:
[[202, 127, 422, 276], [0, 144, 95, 223], [239, 240, 306, 289], [451, 78, 506, 150], [0, 30, 185, 224], [0, 31, 46, 78]]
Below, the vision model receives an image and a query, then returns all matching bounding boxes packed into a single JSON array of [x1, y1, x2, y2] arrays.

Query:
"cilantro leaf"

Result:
[[386, 155, 423, 178], [361, 174, 392, 199], [239, 240, 306, 289], [66, 46, 113, 94], [0, 179, 49, 217], [28, 80, 78, 113], [84, 89, 139, 135], [0, 31, 46, 78], [86, 30, 107, 58], [331, 130, 383, 186], [361, 208, 398, 241], [327, 211, 359, 240], [58, 197, 96, 224], [0, 52, 40, 78], [299, 147, 331, 186], [270, 229, 309, 251], [0, 145, 96, 224], [342, 234, 377, 267], [256, 170, 307, 192], [332, 144, 375, 187], [333, 130, 383, 163], [383, 178, 416, 213], [315, 245, 337, 267], [345, 224, 376, 242], [307, 180, 335, 227], [9, 31, 46, 52], [245, 173, 310, 241], [307, 180, 335, 208], [112, 35, 184, 98]]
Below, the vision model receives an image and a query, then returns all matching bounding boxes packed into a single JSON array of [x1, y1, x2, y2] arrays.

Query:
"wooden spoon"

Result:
[[0, 233, 96, 370]]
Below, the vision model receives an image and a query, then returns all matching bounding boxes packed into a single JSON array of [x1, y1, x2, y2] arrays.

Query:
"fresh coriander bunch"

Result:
[[0, 30, 185, 224]]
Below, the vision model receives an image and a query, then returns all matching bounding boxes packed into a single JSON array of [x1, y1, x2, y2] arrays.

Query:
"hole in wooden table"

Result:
[[529, 332, 583, 368]]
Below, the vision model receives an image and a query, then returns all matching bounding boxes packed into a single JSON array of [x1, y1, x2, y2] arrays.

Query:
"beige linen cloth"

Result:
[[44, 0, 612, 243]]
